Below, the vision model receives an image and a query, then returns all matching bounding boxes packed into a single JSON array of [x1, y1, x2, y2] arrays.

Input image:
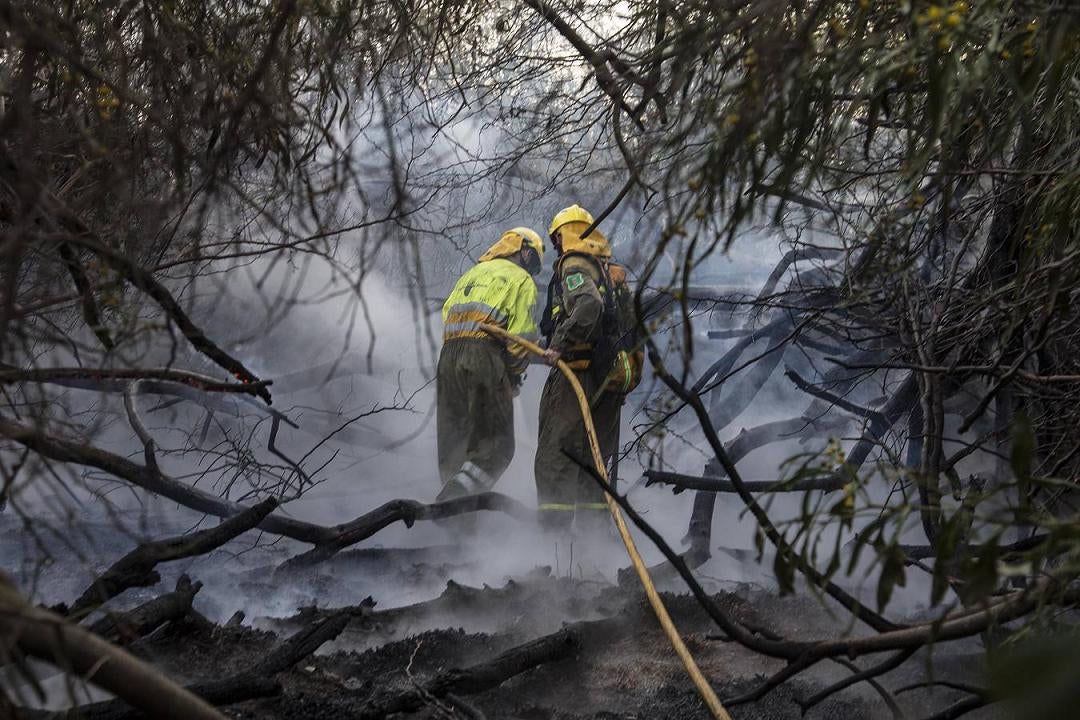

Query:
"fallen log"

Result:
[[88, 576, 201, 644], [268, 573, 576, 638], [273, 596, 376, 632], [275, 494, 534, 573], [0, 572, 225, 720], [352, 617, 627, 719], [68, 499, 277, 617], [255, 611, 351, 674], [22, 607, 351, 719]]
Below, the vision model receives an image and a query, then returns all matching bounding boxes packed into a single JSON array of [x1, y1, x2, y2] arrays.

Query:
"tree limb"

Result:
[[57, 242, 114, 351], [28, 610, 351, 719], [783, 367, 889, 430], [797, 647, 917, 714], [0, 573, 226, 720], [0, 416, 529, 556], [68, 498, 278, 617], [275, 493, 533, 572], [0, 367, 270, 397], [646, 469, 847, 494]]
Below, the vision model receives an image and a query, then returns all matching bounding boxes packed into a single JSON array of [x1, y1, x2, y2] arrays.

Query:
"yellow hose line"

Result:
[[480, 323, 731, 720]]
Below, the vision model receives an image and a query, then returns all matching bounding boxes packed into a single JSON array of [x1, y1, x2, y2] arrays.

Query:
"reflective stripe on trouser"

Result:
[[436, 339, 515, 496], [538, 502, 608, 512], [438, 461, 497, 502], [534, 365, 621, 518]]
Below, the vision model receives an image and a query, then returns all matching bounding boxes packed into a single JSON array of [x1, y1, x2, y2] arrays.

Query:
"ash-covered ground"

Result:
[[2, 504, 999, 719]]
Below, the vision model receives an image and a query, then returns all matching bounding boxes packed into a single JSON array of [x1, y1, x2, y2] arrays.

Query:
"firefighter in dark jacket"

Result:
[[535, 205, 623, 533], [437, 227, 544, 502]]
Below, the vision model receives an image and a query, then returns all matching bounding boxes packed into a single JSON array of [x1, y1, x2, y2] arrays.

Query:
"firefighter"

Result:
[[535, 205, 624, 534], [436, 227, 544, 502]]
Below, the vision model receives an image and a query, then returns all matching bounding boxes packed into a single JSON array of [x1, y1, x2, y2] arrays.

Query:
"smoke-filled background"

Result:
[[0, 93, 1027, 624], [2, 1, 1078, 718]]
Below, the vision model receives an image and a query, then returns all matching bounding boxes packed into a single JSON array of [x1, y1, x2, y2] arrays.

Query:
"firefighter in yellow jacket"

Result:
[[436, 227, 544, 501], [535, 205, 623, 533]]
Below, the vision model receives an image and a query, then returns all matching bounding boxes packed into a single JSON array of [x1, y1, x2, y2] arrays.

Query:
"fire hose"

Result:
[[480, 323, 730, 720]]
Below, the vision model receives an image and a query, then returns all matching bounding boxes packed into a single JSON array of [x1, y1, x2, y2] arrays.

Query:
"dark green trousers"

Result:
[[436, 339, 515, 495], [534, 366, 621, 530]]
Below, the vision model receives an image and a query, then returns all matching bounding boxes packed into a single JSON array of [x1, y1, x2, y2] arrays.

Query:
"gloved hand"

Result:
[[511, 374, 524, 398]]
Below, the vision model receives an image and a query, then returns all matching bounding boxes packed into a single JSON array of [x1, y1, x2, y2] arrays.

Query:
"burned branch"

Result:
[[0, 573, 225, 720], [87, 575, 203, 645], [275, 494, 534, 572], [354, 622, 601, 719], [645, 469, 847, 495], [29, 611, 352, 720], [0, 416, 528, 554], [68, 498, 278, 617]]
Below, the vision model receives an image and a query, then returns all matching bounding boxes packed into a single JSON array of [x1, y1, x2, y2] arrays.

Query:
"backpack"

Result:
[[594, 261, 645, 395], [540, 254, 645, 395]]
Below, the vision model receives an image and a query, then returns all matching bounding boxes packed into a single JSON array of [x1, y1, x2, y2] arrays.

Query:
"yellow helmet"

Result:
[[548, 205, 594, 236], [478, 226, 545, 263]]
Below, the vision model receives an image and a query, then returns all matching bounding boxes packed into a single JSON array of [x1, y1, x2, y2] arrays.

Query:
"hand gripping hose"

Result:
[[480, 323, 731, 720]]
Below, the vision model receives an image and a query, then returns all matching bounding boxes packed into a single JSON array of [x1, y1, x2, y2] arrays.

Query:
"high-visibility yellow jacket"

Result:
[[442, 258, 538, 378]]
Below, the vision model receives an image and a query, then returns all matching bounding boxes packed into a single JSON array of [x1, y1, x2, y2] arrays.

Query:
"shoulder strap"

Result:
[[538, 271, 559, 341]]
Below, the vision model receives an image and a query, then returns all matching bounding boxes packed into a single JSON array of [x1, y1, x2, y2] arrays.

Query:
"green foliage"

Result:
[[876, 542, 908, 612]]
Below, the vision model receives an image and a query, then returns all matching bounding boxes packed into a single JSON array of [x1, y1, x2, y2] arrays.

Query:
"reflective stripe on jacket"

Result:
[[442, 258, 538, 376]]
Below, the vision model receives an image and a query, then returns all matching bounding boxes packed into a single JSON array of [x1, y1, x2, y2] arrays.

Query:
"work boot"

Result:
[[435, 462, 494, 539]]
